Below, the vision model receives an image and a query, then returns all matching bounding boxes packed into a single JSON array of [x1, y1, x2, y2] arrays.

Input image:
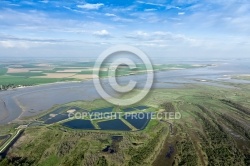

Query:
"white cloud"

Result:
[[144, 8, 157, 12], [131, 31, 250, 50], [181, 1, 250, 33], [137, 1, 165, 7], [0, 40, 31, 48], [0, 9, 113, 34], [0, 41, 16, 48], [93, 30, 111, 38], [77, 3, 104, 10], [166, 5, 181, 10], [178, 12, 185, 15], [112, 16, 134, 22], [105, 13, 116, 17], [63, 6, 86, 14], [130, 12, 162, 23], [1, 0, 250, 57], [40, 0, 49, 3], [125, 31, 199, 47]]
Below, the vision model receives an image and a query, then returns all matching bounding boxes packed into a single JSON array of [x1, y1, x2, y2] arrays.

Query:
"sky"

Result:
[[0, 0, 250, 59]]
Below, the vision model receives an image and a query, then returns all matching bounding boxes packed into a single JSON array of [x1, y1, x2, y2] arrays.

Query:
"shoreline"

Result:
[[0, 67, 249, 125]]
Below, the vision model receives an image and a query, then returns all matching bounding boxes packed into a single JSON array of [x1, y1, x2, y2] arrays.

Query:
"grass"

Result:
[[233, 75, 250, 80], [7, 72, 46, 77], [78, 70, 93, 74], [1, 125, 164, 165], [38, 155, 60, 166], [1, 77, 250, 165], [15, 64, 38, 68], [0, 124, 18, 135], [0, 75, 76, 86], [0, 68, 7, 75], [0, 62, 211, 88], [64, 99, 112, 111], [143, 119, 160, 133]]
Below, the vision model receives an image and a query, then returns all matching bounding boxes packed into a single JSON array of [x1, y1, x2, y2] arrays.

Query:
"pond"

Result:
[[123, 107, 136, 112], [44, 114, 69, 124], [39, 106, 70, 121], [98, 119, 131, 131], [39, 106, 86, 122], [90, 107, 115, 119], [62, 119, 95, 129], [134, 106, 149, 110], [91, 107, 114, 113], [122, 106, 149, 112], [123, 113, 151, 130]]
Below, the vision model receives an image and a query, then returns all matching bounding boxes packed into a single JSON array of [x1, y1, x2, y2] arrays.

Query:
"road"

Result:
[[0, 129, 23, 154]]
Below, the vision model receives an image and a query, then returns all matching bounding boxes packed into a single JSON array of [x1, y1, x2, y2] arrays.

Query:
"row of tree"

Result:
[[0, 84, 17, 91]]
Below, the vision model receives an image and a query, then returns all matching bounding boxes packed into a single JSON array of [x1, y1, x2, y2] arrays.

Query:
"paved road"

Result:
[[0, 129, 23, 154]]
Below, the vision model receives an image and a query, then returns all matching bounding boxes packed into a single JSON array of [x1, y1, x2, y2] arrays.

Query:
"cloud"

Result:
[[63, 6, 86, 14], [137, 1, 165, 7], [105, 13, 134, 22], [112, 16, 134, 22], [39, 0, 49, 3], [129, 12, 164, 23], [105, 13, 116, 17], [0, 33, 114, 50], [166, 5, 181, 10], [77, 3, 104, 10], [93, 30, 111, 38], [144, 8, 157, 12], [127, 30, 250, 50], [181, 1, 250, 33], [178, 12, 185, 15], [0, 9, 112, 34], [0, 34, 85, 49], [125, 31, 198, 47], [0, 0, 250, 57], [0, 35, 71, 43], [137, 1, 181, 10], [0, 40, 31, 48]]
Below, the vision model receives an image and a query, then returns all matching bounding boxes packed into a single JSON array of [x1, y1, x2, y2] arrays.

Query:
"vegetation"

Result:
[[0, 76, 76, 90], [1, 80, 250, 165], [0, 62, 210, 89], [0, 68, 7, 76], [128, 127, 167, 165], [7, 72, 46, 77], [175, 136, 198, 165], [221, 99, 250, 115]]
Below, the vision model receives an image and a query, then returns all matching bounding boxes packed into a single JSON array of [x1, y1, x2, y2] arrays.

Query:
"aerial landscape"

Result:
[[0, 0, 250, 166]]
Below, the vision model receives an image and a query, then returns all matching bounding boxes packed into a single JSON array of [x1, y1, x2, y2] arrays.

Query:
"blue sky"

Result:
[[0, 0, 250, 58]]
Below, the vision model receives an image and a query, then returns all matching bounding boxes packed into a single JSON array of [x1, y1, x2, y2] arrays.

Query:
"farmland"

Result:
[[0, 61, 211, 90]]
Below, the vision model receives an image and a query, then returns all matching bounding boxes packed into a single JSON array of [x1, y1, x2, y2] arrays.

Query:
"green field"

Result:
[[0, 76, 76, 87], [0, 68, 7, 76], [0, 62, 212, 89]]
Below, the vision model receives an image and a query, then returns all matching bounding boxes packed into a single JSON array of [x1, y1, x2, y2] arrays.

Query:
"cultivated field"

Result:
[[0, 61, 212, 89]]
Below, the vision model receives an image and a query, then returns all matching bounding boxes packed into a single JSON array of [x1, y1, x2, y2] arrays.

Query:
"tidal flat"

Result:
[[0, 59, 250, 165], [1, 59, 250, 124], [1, 82, 250, 165]]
